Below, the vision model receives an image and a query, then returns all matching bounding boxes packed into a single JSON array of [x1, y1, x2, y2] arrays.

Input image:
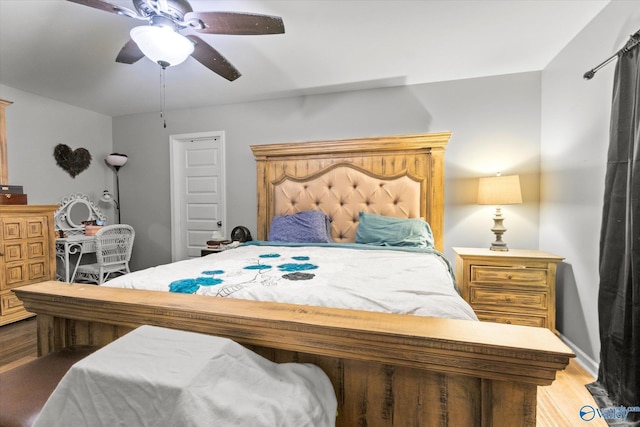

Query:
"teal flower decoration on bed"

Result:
[[277, 263, 318, 272], [259, 253, 281, 258], [195, 277, 223, 286], [169, 276, 223, 293], [292, 256, 310, 261], [244, 264, 273, 270], [169, 279, 201, 294]]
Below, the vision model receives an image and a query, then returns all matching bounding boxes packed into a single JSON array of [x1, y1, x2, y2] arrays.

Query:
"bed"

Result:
[[15, 132, 574, 427]]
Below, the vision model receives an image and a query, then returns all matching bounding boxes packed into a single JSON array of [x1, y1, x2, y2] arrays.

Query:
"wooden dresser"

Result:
[[453, 247, 563, 331], [0, 205, 57, 325]]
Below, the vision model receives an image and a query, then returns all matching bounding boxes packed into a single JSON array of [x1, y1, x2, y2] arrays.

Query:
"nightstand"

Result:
[[452, 247, 563, 331]]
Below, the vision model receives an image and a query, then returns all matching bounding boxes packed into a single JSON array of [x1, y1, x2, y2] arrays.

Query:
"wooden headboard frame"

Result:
[[251, 132, 450, 252]]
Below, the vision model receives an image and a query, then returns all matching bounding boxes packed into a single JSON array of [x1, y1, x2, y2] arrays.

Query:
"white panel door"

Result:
[[170, 131, 225, 261]]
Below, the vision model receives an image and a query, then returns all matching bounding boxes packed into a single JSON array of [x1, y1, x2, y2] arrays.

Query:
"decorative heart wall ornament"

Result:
[[53, 144, 92, 178]]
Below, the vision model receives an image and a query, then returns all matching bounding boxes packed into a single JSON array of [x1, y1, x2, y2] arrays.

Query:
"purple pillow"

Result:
[[268, 210, 333, 243]]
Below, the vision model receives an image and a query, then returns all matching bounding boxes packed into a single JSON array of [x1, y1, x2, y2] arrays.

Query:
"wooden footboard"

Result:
[[15, 281, 573, 427]]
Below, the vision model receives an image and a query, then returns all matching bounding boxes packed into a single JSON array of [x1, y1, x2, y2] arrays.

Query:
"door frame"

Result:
[[169, 131, 226, 262]]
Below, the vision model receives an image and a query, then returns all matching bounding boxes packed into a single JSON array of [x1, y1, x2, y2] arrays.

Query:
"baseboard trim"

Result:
[[558, 333, 599, 378]]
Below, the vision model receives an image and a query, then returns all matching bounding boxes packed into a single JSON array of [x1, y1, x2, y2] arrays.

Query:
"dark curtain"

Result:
[[591, 38, 640, 426]]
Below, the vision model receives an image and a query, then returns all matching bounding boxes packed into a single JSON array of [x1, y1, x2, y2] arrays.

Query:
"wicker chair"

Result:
[[75, 224, 135, 284]]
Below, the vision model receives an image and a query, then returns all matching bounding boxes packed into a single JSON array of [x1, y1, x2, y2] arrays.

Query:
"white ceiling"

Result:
[[0, 0, 609, 117]]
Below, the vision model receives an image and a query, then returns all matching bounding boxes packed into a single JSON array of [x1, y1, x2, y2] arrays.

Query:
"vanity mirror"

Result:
[[54, 193, 106, 236]]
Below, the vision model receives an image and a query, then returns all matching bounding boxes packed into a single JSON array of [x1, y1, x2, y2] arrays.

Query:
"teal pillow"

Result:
[[355, 212, 434, 248]]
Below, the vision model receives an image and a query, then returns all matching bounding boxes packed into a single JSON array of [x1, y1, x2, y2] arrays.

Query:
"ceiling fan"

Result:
[[67, 0, 285, 81]]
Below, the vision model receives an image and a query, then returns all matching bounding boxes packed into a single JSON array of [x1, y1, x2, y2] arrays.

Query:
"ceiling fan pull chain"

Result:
[[160, 65, 167, 128]]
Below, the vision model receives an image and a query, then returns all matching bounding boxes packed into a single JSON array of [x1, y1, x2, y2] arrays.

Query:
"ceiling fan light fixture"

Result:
[[130, 25, 194, 67]]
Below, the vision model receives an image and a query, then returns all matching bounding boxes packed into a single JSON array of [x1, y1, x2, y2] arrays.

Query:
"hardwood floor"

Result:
[[538, 356, 608, 427], [0, 318, 606, 426]]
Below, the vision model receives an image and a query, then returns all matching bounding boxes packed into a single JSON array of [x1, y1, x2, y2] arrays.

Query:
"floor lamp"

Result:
[[104, 153, 128, 224]]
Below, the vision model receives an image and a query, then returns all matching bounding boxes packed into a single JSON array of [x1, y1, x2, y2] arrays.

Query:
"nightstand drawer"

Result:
[[474, 310, 547, 327], [470, 265, 548, 287], [470, 286, 547, 309]]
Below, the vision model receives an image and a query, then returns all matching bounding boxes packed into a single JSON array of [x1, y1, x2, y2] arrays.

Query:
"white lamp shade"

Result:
[[130, 26, 194, 67], [105, 154, 128, 167]]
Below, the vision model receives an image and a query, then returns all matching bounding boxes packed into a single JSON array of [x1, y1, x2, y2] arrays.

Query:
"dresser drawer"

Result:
[[470, 286, 548, 309], [474, 310, 547, 328], [470, 265, 548, 287], [0, 291, 24, 315]]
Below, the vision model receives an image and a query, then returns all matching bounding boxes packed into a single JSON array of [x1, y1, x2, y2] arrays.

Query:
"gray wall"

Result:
[[113, 72, 542, 272], [540, 0, 640, 370], [0, 84, 114, 219]]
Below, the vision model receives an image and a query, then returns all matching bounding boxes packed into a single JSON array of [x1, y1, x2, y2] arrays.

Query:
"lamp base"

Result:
[[490, 242, 509, 251], [488, 206, 510, 251]]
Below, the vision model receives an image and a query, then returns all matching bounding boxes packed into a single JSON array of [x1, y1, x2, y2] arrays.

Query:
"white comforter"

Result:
[[34, 325, 337, 427], [104, 243, 477, 321]]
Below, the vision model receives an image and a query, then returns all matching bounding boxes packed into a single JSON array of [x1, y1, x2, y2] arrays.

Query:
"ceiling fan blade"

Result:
[[66, 0, 140, 19], [115, 39, 145, 64], [185, 12, 285, 35], [186, 35, 241, 81]]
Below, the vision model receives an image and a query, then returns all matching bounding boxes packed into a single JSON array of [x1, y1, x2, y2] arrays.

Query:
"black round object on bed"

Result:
[[231, 226, 252, 242]]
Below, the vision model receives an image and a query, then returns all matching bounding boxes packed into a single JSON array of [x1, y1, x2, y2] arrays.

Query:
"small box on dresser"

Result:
[[453, 247, 563, 331], [0, 193, 27, 205]]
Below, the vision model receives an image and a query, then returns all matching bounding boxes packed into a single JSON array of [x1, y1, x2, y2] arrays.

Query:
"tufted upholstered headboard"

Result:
[[250, 132, 450, 252]]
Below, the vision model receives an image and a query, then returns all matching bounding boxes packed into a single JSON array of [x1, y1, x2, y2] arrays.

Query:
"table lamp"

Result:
[[477, 173, 522, 251]]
